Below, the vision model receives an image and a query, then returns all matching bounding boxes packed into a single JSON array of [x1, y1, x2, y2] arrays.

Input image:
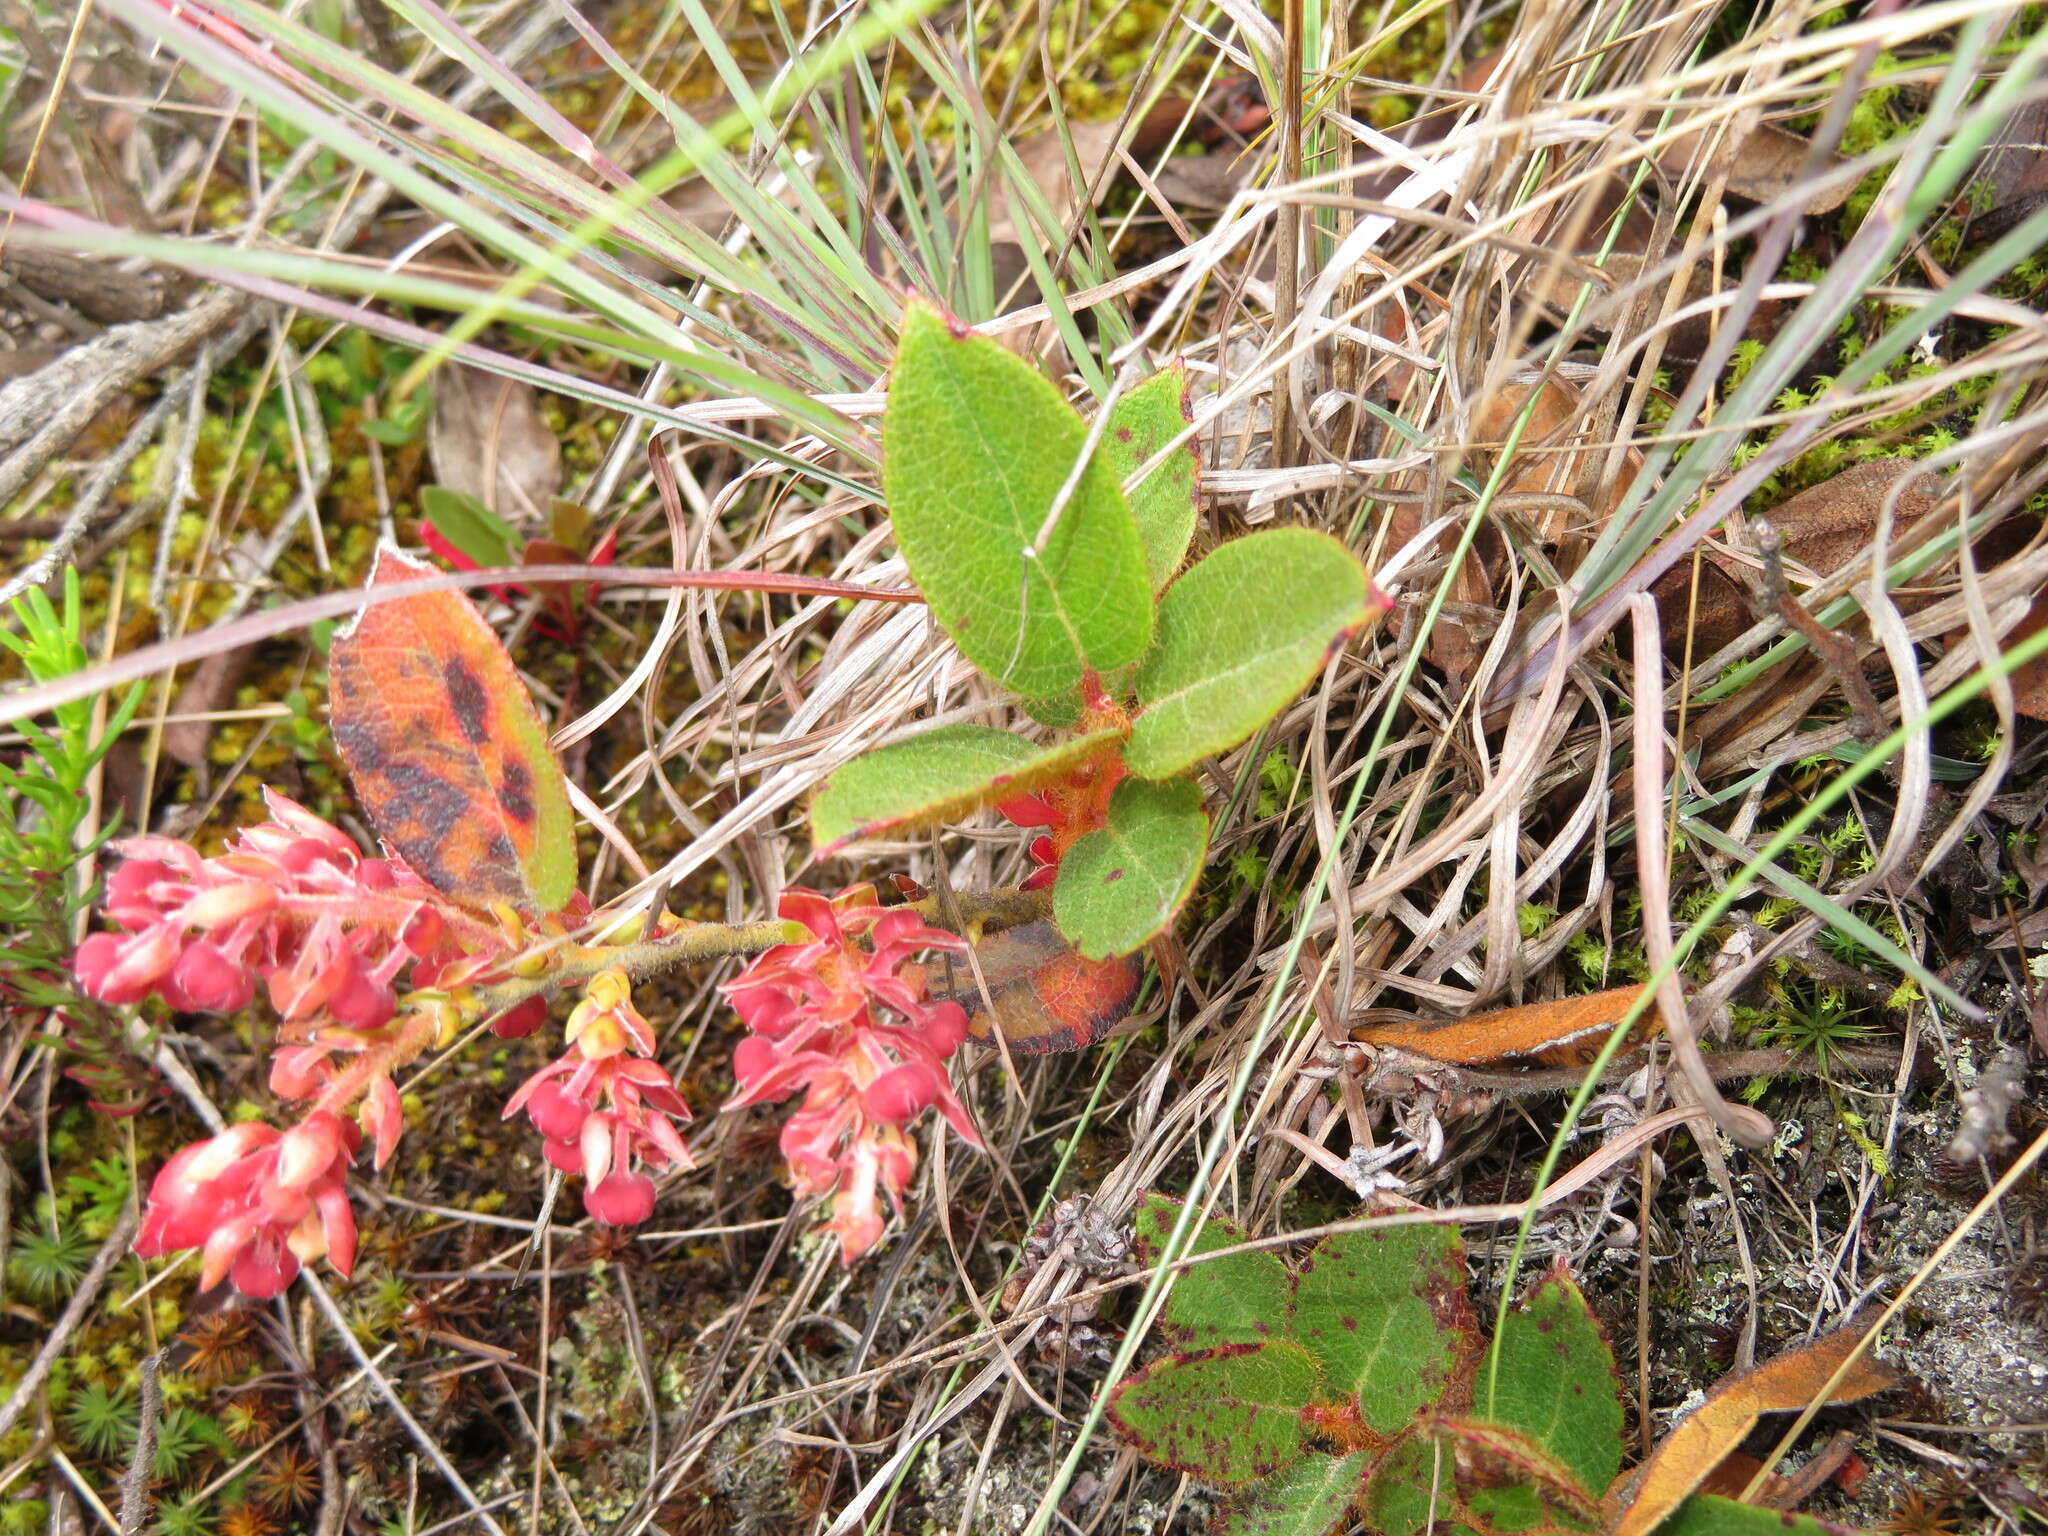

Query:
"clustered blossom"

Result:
[[502, 969, 695, 1226], [134, 1111, 359, 1299], [723, 886, 981, 1263], [78, 791, 519, 1297], [75, 787, 494, 1032]]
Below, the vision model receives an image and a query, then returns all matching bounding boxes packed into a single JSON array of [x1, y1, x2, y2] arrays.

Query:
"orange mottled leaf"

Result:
[[1607, 1315, 1896, 1536], [329, 545, 577, 913], [1352, 985, 1650, 1068]]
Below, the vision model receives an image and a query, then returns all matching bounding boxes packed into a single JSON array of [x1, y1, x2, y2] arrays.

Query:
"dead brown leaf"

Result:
[[1652, 459, 1942, 656], [1655, 121, 1855, 216], [1471, 378, 1642, 544], [2004, 589, 2048, 720], [1605, 1316, 1896, 1536], [426, 365, 562, 524], [1352, 984, 1648, 1068], [988, 121, 1123, 248], [1968, 97, 2048, 243]]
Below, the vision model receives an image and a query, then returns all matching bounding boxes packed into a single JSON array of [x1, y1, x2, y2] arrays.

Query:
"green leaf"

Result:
[[1654, 1495, 1857, 1536], [1102, 366, 1199, 591], [808, 724, 1123, 853], [1360, 1434, 1459, 1536], [1483, 1264, 1624, 1500], [1126, 528, 1373, 779], [1438, 1418, 1602, 1530], [1291, 1219, 1477, 1438], [1108, 1341, 1323, 1487], [420, 484, 520, 568], [1052, 776, 1209, 958], [1221, 1451, 1370, 1536], [882, 304, 1153, 698], [1133, 1192, 1290, 1350], [1018, 692, 1083, 729]]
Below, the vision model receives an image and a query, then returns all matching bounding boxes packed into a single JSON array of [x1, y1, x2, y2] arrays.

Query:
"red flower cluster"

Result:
[[82, 793, 520, 1296], [75, 789, 497, 1030], [998, 752, 1126, 891], [724, 886, 980, 1263], [134, 1111, 359, 1299], [503, 969, 694, 1226]]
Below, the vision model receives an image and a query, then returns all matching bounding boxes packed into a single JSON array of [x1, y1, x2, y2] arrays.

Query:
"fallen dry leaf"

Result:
[[2003, 588, 2048, 720], [1652, 458, 1942, 657], [1471, 377, 1643, 544], [988, 120, 1123, 249], [426, 365, 562, 525], [1656, 120, 1855, 216], [1352, 984, 1648, 1068], [1605, 1316, 1896, 1536]]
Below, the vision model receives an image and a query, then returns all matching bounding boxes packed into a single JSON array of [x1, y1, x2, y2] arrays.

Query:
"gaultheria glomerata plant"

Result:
[[1111, 1195, 1891, 1536], [71, 302, 1388, 1294]]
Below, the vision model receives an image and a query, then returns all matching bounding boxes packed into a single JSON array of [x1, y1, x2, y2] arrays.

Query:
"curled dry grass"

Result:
[[3, 0, 2048, 1531]]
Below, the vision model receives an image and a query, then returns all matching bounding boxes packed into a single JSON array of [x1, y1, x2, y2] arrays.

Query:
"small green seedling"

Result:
[[1110, 1194, 1864, 1536], [811, 305, 1386, 962]]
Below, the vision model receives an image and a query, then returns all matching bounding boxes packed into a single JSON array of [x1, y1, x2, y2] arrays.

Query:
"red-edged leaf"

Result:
[[329, 545, 577, 912]]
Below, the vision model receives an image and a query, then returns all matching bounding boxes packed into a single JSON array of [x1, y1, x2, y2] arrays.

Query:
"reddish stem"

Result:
[[0, 565, 923, 728]]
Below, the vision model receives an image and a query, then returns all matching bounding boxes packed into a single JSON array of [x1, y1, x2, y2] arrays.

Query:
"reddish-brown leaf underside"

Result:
[[329, 545, 577, 913], [910, 917, 1142, 1053], [1352, 984, 1650, 1067]]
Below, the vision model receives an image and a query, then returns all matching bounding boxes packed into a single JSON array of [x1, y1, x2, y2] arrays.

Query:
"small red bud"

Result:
[[585, 1171, 656, 1227], [489, 995, 547, 1039]]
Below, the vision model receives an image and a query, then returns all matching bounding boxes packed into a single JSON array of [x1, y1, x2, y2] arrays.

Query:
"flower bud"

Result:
[[269, 1045, 327, 1101], [276, 1114, 344, 1190], [862, 1063, 940, 1125], [168, 942, 255, 1014], [585, 1171, 656, 1227], [328, 960, 396, 1032], [489, 996, 548, 1040], [921, 1001, 969, 1056], [543, 1136, 583, 1173], [176, 881, 278, 930], [75, 925, 181, 1004], [579, 1111, 615, 1187], [524, 1081, 588, 1142], [360, 1075, 405, 1169], [106, 859, 179, 924], [732, 1036, 777, 1088]]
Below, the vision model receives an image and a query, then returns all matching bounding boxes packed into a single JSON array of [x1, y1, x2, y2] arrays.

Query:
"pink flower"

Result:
[[502, 970, 694, 1226], [134, 1110, 360, 1298], [722, 885, 981, 1264], [77, 789, 497, 1032]]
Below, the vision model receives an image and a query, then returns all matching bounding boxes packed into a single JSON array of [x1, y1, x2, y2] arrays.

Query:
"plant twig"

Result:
[[117, 1349, 166, 1535], [1755, 515, 1889, 744]]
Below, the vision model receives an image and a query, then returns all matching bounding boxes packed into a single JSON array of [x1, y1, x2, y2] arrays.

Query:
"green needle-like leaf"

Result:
[[1290, 1220, 1477, 1438], [1107, 1341, 1324, 1487], [1052, 776, 1209, 958], [809, 724, 1123, 852], [882, 304, 1152, 698], [1102, 366, 1199, 591], [1126, 528, 1373, 779], [1222, 1451, 1370, 1536], [1484, 1263, 1624, 1500]]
